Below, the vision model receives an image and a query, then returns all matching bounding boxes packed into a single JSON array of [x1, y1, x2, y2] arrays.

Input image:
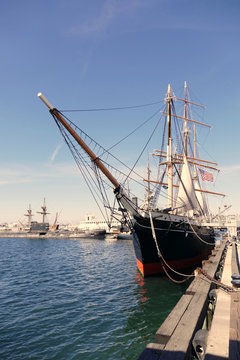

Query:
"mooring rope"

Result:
[[148, 209, 238, 290], [148, 209, 195, 281], [186, 216, 215, 246], [135, 219, 190, 234], [162, 263, 193, 284]]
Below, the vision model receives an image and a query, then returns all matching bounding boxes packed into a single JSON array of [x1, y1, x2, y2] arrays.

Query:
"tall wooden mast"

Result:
[[183, 81, 189, 155], [37, 198, 50, 223], [38, 93, 120, 189], [24, 204, 33, 228], [166, 84, 173, 208]]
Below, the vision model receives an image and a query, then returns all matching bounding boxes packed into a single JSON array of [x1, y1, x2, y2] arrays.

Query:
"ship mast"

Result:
[[38, 93, 119, 189], [37, 198, 50, 223], [147, 156, 151, 210], [24, 204, 33, 228], [183, 81, 189, 155], [193, 125, 197, 177], [167, 84, 173, 209]]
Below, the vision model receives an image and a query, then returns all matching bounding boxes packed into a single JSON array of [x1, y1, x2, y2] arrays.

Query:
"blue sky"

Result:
[[1, 0, 240, 224]]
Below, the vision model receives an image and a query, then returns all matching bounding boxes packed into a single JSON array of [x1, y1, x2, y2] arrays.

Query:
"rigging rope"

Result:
[[57, 108, 177, 207], [98, 106, 164, 158], [123, 114, 163, 186], [59, 100, 163, 112], [52, 115, 112, 223], [59, 110, 161, 194]]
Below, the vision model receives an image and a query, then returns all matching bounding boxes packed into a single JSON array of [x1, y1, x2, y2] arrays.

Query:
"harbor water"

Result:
[[0, 237, 189, 359]]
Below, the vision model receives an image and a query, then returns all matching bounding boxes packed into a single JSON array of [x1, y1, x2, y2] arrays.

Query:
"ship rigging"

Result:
[[38, 82, 225, 276]]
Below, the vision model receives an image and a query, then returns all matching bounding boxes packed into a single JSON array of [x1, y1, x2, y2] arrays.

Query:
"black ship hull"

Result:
[[132, 214, 215, 277]]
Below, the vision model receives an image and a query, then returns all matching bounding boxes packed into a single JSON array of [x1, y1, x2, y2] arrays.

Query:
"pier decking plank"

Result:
[[138, 343, 165, 360], [231, 242, 240, 275], [155, 294, 193, 345], [159, 291, 209, 359], [229, 292, 240, 359], [138, 240, 227, 360], [229, 243, 240, 359], [205, 243, 232, 359]]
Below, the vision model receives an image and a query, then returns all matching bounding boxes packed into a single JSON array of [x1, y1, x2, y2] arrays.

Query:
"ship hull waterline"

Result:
[[132, 215, 215, 277]]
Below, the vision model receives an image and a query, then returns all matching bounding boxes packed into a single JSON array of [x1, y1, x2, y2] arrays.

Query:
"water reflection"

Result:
[[123, 271, 191, 359], [135, 272, 149, 304]]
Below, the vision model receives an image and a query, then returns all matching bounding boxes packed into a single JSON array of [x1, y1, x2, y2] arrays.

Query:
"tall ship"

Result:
[[38, 83, 224, 276], [26, 199, 50, 235], [0, 201, 51, 238]]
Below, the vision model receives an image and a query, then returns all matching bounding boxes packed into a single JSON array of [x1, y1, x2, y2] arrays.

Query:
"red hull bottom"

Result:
[[136, 251, 211, 277]]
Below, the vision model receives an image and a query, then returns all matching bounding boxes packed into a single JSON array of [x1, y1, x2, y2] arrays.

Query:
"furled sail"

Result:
[[175, 155, 200, 215], [193, 175, 209, 216]]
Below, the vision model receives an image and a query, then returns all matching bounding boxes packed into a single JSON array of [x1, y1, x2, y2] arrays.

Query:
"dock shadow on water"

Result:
[[120, 273, 190, 360], [0, 237, 189, 360]]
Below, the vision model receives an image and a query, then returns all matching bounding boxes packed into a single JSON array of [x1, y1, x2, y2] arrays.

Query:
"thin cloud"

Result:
[[68, 0, 240, 38], [69, 0, 144, 37], [0, 163, 79, 187], [0, 177, 32, 186], [221, 164, 240, 175], [50, 143, 63, 163]]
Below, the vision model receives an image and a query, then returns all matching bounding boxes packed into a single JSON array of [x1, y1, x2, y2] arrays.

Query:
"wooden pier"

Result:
[[138, 238, 240, 359]]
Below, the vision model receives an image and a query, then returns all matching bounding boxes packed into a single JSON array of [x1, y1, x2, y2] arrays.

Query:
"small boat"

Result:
[[38, 83, 224, 276], [70, 229, 106, 239], [77, 214, 118, 233], [105, 232, 118, 241], [117, 232, 133, 240]]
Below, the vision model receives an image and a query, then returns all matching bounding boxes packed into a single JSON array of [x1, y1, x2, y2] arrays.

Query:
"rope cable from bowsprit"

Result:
[[148, 209, 195, 283], [186, 215, 215, 246], [148, 209, 237, 290], [162, 263, 193, 284], [59, 100, 164, 112]]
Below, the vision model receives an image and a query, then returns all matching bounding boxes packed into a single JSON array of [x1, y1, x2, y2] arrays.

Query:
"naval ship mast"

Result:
[[37, 198, 50, 223], [24, 204, 33, 228]]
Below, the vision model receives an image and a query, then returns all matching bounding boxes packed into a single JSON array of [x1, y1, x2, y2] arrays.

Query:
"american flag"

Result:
[[199, 169, 214, 182]]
